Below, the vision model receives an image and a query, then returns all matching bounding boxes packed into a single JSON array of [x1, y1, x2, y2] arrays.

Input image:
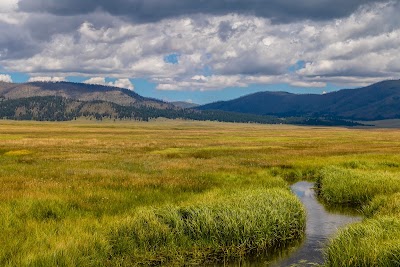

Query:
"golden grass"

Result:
[[1, 119, 400, 266]]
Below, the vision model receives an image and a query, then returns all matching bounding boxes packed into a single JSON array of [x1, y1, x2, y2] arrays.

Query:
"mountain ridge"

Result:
[[0, 81, 173, 109], [198, 79, 400, 120]]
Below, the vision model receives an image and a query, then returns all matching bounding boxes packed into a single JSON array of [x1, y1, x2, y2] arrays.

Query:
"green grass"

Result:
[[316, 166, 400, 266], [316, 167, 400, 206], [323, 217, 400, 267], [1, 120, 400, 266], [108, 188, 305, 265]]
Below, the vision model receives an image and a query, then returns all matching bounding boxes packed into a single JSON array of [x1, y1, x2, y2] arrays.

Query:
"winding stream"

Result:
[[217, 181, 361, 266], [268, 181, 362, 266]]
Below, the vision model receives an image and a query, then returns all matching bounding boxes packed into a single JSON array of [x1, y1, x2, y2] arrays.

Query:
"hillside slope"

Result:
[[198, 80, 400, 120], [0, 81, 173, 109]]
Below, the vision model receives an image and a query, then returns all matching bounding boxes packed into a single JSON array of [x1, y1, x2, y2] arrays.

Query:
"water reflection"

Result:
[[214, 182, 361, 266], [268, 181, 361, 266]]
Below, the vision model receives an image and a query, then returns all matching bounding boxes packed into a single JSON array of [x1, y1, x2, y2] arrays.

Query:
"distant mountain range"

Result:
[[2, 79, 398, 125], [198, 80, 400, 121]]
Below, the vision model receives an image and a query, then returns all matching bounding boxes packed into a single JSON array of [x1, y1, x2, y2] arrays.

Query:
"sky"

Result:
[[1, 0, 400, 104]]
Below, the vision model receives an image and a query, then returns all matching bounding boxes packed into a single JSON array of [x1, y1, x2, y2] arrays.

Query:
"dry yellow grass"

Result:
[[1, 119, 400, 266]]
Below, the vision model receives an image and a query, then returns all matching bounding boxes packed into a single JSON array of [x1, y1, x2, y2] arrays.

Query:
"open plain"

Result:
[[1, 120, 399, 266]]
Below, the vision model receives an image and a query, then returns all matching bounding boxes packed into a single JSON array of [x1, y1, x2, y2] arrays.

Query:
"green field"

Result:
[[1, 120, 400, 266]]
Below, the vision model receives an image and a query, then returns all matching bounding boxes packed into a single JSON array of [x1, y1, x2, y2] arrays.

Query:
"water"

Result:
[[268, 181, 361, 266], [215, 181, 361, 266]]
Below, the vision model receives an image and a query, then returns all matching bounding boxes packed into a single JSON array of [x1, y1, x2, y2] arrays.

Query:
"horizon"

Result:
[[0, 78, 366, 105], [1, 1, 400, 104]]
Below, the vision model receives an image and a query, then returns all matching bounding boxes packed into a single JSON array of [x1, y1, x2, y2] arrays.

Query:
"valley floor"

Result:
[[0, 120, 399, 266]]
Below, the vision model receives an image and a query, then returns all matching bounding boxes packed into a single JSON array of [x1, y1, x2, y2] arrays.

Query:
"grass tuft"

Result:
[[324, 217, 400, 267], [108, 188, 305, 265]]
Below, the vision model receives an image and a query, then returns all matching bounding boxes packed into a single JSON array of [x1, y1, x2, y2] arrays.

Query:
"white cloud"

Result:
[[0, 0, 18, 13], [290, 81, 327, 88], [0, 74, 12, 83], [1, 1, 400, 90], [83, 77, 134, 90], [112, 78, 135, 90], [83, 77, 107, 86], [28, 76, 65, 82], [0, 0, 24, 25], [157, 75, 247, 91]]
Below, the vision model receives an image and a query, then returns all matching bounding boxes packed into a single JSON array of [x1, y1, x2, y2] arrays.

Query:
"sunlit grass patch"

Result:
[[363, 192, 400, 218], [316, 167, 400, 206], [4, 150, 33, 156]]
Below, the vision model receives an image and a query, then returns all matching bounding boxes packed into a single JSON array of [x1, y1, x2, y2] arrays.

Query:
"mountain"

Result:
[[0, 81, 363, 126], [198, 80, 400, 120], [171, 101, 199, 109], [0, 95, 360, 126], [0, 81, 173, 109]]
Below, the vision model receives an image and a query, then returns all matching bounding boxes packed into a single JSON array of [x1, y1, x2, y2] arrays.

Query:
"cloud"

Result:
[[112, 78, 135, 90], [18, 0, 387, 23], [83, 77, 134, 90], [156, 75, 247, 91], [0, 0, 18, 13], [0, 74, 12, 83], [28, 76, 65, 82], [0, 0, 398, 91], [289, 81, 327, 88], [294, 2, 400, 85]]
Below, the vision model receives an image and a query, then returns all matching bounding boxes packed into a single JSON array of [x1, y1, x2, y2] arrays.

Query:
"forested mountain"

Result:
[[171, 101, 199, 109], [0, 81, 172, 108], [0, 81, 371, 126], [0, 95, 361, 126], [198, 80, 400, 120]]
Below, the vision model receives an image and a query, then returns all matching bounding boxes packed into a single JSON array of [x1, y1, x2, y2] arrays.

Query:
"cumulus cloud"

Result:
[[112, 79, 135, 90], [0, 0, 18, 13], [28, 76, 65, 82], [0, 0, 398, 91], [289, 81, 327, 88], [83, 77, 134, 90], [157, 75, 247, 91], [0, 74, 12, 83]]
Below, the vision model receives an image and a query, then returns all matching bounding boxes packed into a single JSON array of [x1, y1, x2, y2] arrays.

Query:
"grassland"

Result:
[[317, 166, 400, 266], [1, 119, 400, 266]]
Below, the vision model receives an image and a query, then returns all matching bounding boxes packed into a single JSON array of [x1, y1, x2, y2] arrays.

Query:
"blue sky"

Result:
[[1, 0, 398, 104]]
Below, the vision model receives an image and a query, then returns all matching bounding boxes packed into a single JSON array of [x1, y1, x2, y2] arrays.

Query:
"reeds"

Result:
[[324, 217, 400, 267], [317, 166, 400, 266], [316, 167, 400, 206], [108, 188, 306, 265]]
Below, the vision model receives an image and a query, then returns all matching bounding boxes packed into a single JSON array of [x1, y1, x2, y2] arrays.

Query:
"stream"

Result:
[[267, 181, 362, 266], [218, 181, 362, 266]]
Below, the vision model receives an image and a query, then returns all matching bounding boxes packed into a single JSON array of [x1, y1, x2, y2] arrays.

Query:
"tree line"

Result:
[[0, 96, 363, 126]]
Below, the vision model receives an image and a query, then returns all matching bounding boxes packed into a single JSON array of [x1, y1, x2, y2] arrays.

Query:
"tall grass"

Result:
[[316, 166, 400, 266], [316, 166, 400, 206], [324, 217, 400, 267], [108, 188, 305, 265]]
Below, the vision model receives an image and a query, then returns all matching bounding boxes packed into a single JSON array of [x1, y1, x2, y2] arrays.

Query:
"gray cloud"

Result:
[[218, 21, 235, 42], [0, 22, 40, 59], [18, 0, 388, 23], [23, 12, 122, 43], [0, 0, 399, 91]]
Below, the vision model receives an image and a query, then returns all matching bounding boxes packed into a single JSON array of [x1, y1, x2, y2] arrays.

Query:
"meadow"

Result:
[[1, 119, 400, 266]]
